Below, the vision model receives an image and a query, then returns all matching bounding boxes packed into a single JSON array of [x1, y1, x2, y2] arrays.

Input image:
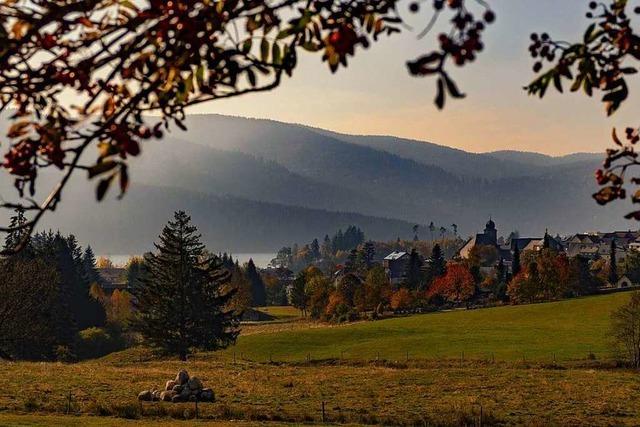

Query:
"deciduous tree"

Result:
[[428, 263, 475, 306]]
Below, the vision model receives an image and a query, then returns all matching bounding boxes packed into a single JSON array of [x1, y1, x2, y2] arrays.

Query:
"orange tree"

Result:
[[428, 263, 474, 305]]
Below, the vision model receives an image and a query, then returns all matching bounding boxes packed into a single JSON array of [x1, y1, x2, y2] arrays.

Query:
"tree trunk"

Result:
[[179, 348, 187, 361]]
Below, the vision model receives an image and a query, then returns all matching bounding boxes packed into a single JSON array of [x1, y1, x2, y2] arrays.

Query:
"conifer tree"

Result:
[[245, 258, 267, 306], [133, 211, 239, 360], [403, 249, 424, 290], [363, 241, 376, 268], [512, 245, 521, 277], [4, 207, 27, 251], [81, 246, 102, 286], [610, 239, 619, 285]]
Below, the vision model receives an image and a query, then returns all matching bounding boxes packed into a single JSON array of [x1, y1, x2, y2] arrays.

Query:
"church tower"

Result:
[[484, 218, 497, 246]]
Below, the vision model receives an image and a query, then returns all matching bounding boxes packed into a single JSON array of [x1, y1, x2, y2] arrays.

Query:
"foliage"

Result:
[[610, 291, 640, 367], [124, 256, 147, 290], [523, 2, 640, 221], [609, 240, 619, 284], [363, 265, 392, 313], [96, 257, 114, 269], [76, 327, 125, 360], [402, 249, 424, 290], [428, 263, 475, 305], [390, 288, 413, 311], [423, 243, 447, 288], [289, 270, 309, 317], [306, 274, 333, 320], [133, 210, 239, 360], [0, 257, 58, 360], [245, 258, 267, 307]]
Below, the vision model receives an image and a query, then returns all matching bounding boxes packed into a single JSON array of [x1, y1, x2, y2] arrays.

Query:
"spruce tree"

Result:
[[403, 249, 424, 290], [423, 244, 446, 289], [363, 241, 376, 268], [134, 211, 239, 360], [81, 246, 102, 286], [512, 245, 521, 276], [245, 258, 267, 306]]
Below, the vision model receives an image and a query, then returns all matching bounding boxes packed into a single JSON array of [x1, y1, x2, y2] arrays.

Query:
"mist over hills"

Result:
[[0, 113, 634, 254]]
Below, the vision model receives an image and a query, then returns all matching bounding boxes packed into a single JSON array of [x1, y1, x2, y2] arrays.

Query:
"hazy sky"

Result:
[[191, 0, 640, 156]]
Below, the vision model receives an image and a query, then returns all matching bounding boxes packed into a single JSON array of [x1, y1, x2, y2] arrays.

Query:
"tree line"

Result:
[[0, 210, 250, 362]]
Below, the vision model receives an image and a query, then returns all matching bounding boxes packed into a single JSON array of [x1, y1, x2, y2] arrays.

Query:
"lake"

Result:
[[100, 253, 276, 268]]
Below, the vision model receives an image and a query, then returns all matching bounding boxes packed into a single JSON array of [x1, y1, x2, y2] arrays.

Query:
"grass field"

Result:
[[226, 292, 630, 363], [255, 306, 301, 321], [1, 292, 639, 426]]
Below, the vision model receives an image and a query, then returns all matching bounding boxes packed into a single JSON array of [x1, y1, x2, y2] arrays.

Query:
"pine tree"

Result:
[[4, 207, 31, 256], [363, 241, 376, 268], [245, 258, 267, 306], [610, 239, 619, 285], [81, 246, 102, 286], [133, 211, 239, 360], [403, 249, 424, 290], [321, 235, 332, 258], [423, 244, 446, 289], [310, 238, 321, 259]]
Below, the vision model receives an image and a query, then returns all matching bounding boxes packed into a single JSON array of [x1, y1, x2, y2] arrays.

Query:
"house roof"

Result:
[[98, 267, 127, 288], [384, 251, 408, 261]]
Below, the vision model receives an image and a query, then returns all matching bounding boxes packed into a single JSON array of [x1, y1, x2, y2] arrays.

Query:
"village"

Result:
[[90, 219, 640, 323]]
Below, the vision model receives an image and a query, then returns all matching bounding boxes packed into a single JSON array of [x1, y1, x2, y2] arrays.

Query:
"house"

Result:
[[97, 267, 128, 295], [459, 219, 498, 260], [383, 251, 408, 285], [565, 231, 636, 261], [521, 235, 564, 253], [459, 219, 564, 272]]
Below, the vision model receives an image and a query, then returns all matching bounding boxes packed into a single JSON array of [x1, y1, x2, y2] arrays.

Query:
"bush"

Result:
[[55, 345, 77, 363], [77, 327, 125, 360]]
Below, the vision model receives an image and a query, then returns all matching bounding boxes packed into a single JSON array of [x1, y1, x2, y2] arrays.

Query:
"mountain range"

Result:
[[1, 113, 634, 254]]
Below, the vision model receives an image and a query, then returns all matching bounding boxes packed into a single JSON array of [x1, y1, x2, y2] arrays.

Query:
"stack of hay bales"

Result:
[[138, 370, 215, 403]]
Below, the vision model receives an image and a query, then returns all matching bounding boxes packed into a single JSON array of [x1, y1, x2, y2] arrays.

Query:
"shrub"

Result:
[[55, 345, 77, 363], [77, 327, 124, 360]]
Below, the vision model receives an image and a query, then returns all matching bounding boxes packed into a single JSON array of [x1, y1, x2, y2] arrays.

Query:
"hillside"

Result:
[[0, 113, 634, 253], [39, 183, 421, 254], [225, 292, 629, 362]]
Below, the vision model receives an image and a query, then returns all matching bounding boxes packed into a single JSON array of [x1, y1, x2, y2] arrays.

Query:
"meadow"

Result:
[[227, 292, 630, 363], [2, 292, 639, 426]]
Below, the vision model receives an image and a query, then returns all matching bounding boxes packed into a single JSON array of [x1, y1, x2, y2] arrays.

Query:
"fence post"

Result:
[[321, 401, 326, 423], [66, 390, 72, 414], [233, 351, 236, 364], [406, 350, 409, 362], [195, 397, 199, 419]]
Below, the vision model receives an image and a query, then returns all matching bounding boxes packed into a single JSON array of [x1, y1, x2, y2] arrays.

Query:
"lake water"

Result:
[[100, 253, 276, 268]]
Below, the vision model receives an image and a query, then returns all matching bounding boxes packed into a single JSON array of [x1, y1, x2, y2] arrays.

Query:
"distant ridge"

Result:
[[0, 113, 633, 254]]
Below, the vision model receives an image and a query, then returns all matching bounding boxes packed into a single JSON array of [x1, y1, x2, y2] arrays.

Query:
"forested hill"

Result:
[[0, 113, 634, 253]]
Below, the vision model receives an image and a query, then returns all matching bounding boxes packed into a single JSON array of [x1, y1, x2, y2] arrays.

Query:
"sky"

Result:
[[190, 0, 640, 156]]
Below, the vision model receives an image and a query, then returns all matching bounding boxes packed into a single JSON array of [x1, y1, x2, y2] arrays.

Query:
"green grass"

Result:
[[255, 306, 301, 321], [227, 292, 631, 363]]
